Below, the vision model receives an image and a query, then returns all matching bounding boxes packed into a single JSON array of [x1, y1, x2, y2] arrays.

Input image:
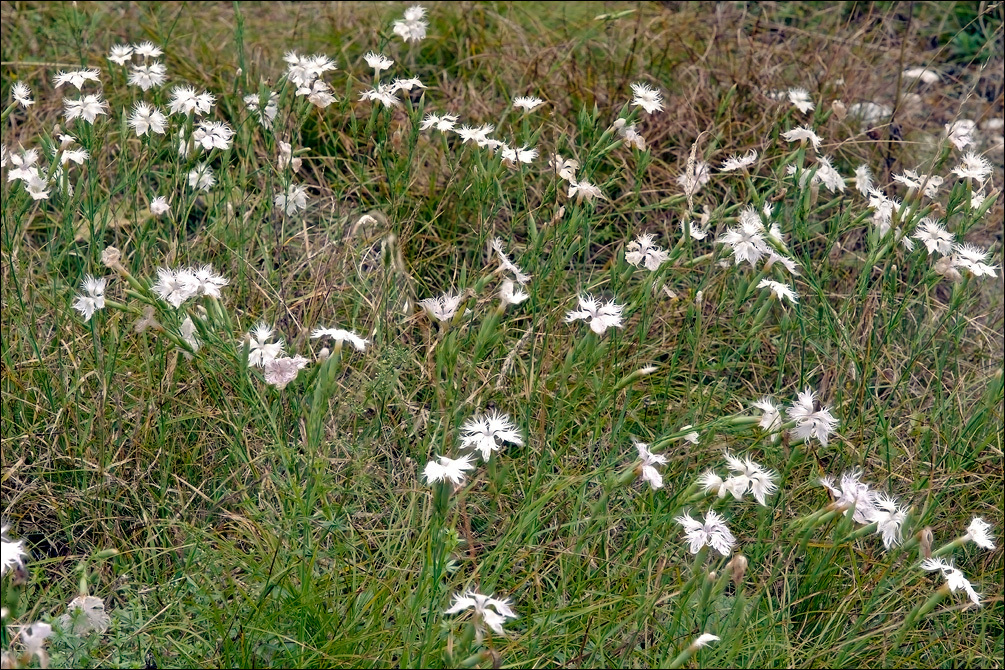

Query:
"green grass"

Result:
[[1, 1, 1003, 668]]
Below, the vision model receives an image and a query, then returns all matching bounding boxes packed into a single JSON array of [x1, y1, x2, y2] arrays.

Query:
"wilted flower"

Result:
[[677, 160, 710, 198], [633, 441, 668, 490], [625, 233, 669, 272], [311, 326, 369, 352], [274, 184, 309, 216], [263, 355, 309, 390], [675, 509, 736, 556], [786, 387, 838, 446], [72, 275, 107, 322], [445, 591, 518, 636], [921, 557, 981, 606], [491, 238, 531, 284], [565, 294, 624, 335], [423, 454, 476, 486], [57, 595, 110, 635], [630, 82, 663, 114], [460, 411, 523, 462], [945, 119, 976, 151], [549, 154, 579, 183], [613, 118, 646, 150]]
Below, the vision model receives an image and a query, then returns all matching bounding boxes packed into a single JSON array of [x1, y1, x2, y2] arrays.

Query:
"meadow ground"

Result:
[[1, 1, 1003, 667]]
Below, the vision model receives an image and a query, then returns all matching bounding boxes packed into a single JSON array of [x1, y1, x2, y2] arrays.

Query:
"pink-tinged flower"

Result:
[[263, 355, 309, 390]]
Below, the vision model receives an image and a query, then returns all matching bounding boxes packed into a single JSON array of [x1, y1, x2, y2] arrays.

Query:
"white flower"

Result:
[[57, 595, 110, 635], [849, 101, 891, 124], [274, 184, 309, 216], [677, 161, 710, 198], [12, 81, 33, 108], [499, 279, 529, 306], [72, 275, 107, 321], [565, 294, 624, 335], [680, 425, 700, 444], [680, 219, 709, 241], [633, 441, 668, 490], [244, 91, 279, 128], [513, 96, 544, 111], [277, 142, 302, 172], [420, 291, 464, 322], [359, 83, 401, 109], [297, 79, 335, 108], [263, 356, 309, 390], [284, 52, 337, 87], [788, 88, 814, 114], [921, 558, 981, 607], [721, 149, 757, 172], [64, 94, 108, 124], [247, 323, 284, 368], [867, 188, 901, 237], [187, 164, 215, 191], [613, 119, 646, 150], [189, 265, 228, 298], [723, 452, 777, 506], [192, 121, 234, 152], [757, 279, 798, 305], [133, 41, 163, 59], [781, 125, 822, 151], [963, 517, 995, 550], [21, 621, 52, 667], [854, 165, 873, 197], [364, 51, 394, 76], [630, 82, 663, 114], [951, 152, 992, 182], [786, 387, 838, 447], [423, 454, 476, 486], [718, 208, 769, 266], [168, 85, 215, 116], [903, 67, 940, 84], [310, 326, 369, 352], [150, 196, 171, 216], [108, 44, 134, 66], [625, 233, 669, 272], [128, 61, 168, 91], [151, 268, 197, 308], [752, 397, 782, 434], [945, 119, 976, 151], [182, 317, 202, 356], [698, 470, 726, 498], [867, 493, 907, 549], [951, 243, 998, 278], [445, 591, 518, 636], [53, 68, 101, 90], [912, 218, 953, 255], [419, 113, 458, 132], [815, 156, 846, 193], [393, 6, 429, 43], [128, 101, 167, 136], [500, 145, 538, 166], [455, 123, 497, 147], [1, 532, 27, 578], [549, 154, 579, 183], [675, 510, 736, 556], [692, 633, 720, 649], [23, 170, 50, 200], [460, 411, 523, 462], [820, 470, 876, 524], [893, 169, 943, 198], [491, 238, 531, 284], [568, 180, 605, 204], [390, 77, 425, 93]]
